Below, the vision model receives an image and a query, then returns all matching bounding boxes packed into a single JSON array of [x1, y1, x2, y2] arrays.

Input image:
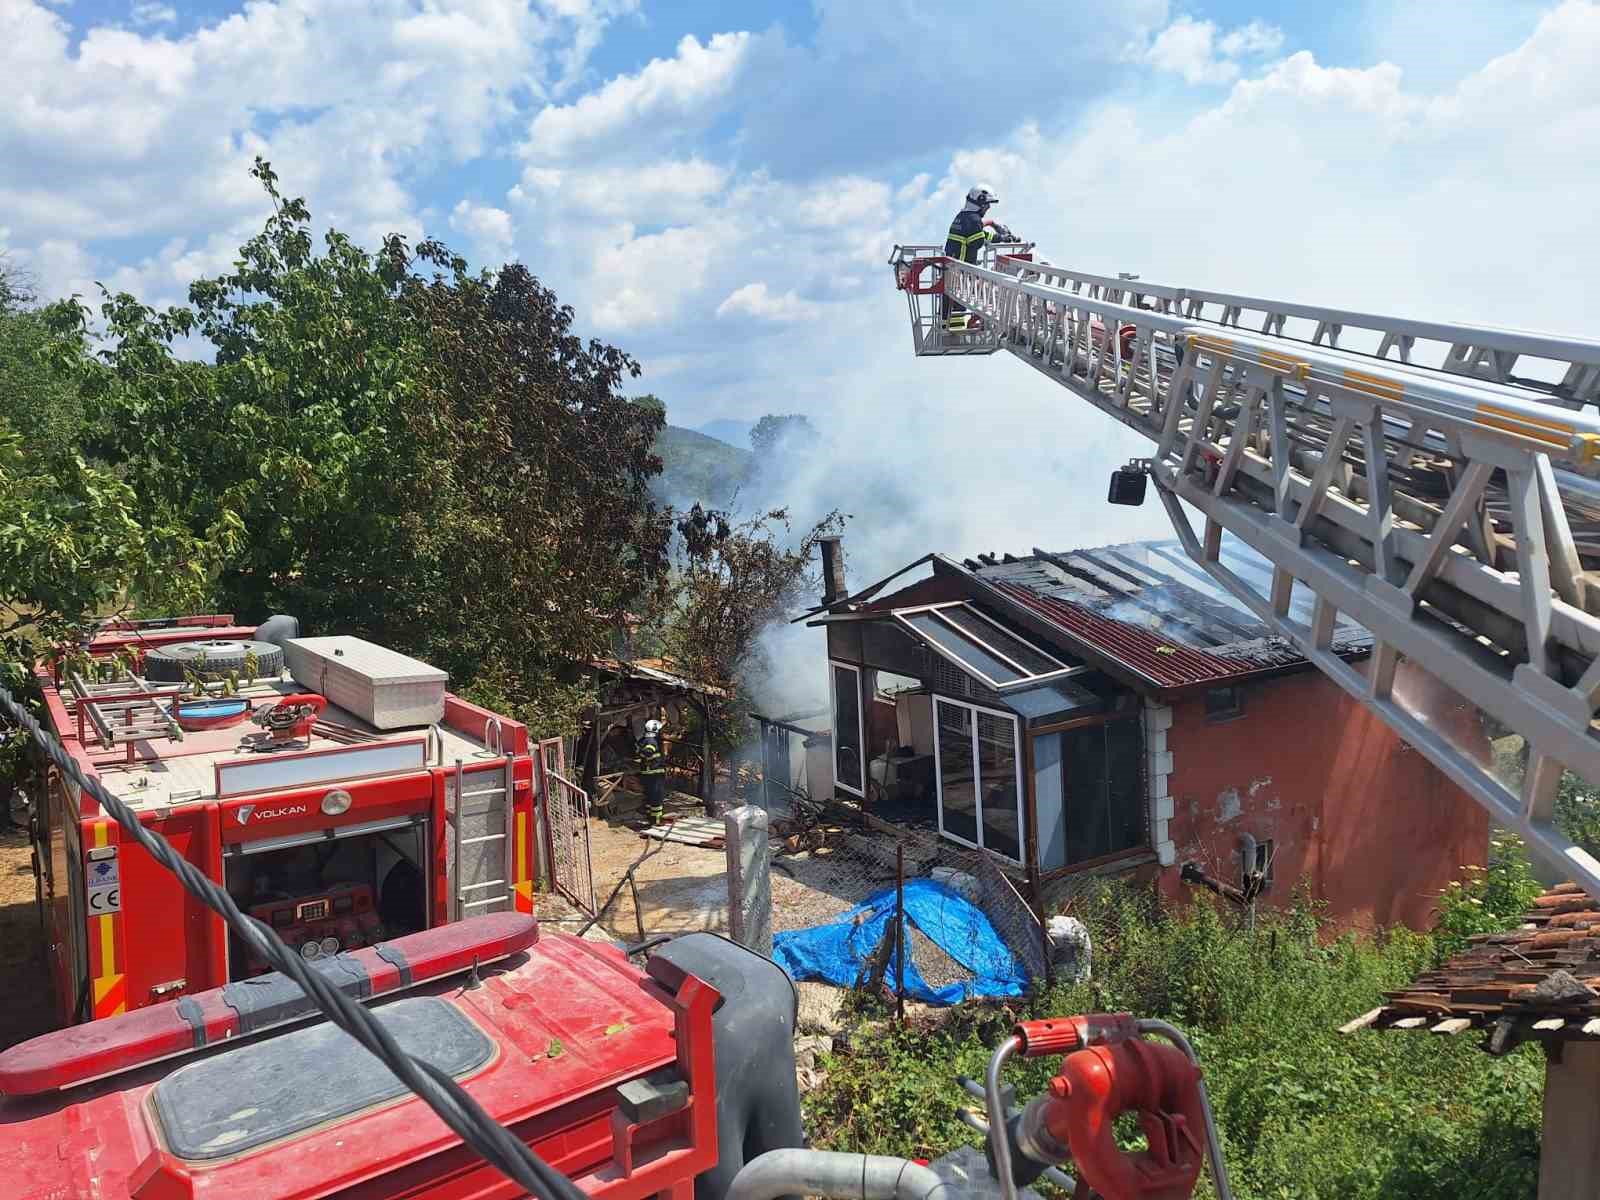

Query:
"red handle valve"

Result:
[[1014, 1013, 1140, 1057]]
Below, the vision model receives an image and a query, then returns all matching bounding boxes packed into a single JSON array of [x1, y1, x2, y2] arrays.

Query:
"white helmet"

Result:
[[966, 185, 998, 207], [644, 719, 663, 735]]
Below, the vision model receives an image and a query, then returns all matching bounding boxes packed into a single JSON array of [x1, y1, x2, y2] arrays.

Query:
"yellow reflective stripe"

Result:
[[514, 809, 528, 887], [1342, 369, 1404, 403], [1257, 350, 1311, 379], [1187, 333, 1234, 358], [1475, 402, 1573, 449]]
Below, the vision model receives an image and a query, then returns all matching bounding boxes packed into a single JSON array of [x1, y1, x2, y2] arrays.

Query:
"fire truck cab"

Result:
[[0, 916, 805, 1200], [32, 614, 559, 1026]]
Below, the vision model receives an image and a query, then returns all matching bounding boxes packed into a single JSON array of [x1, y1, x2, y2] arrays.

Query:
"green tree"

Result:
[[658, 505, 842, 748], [0, 268, 235, 682], [748, 413, 819, 460], [398, 246, 673, 688], [61, 160, 670, 728]]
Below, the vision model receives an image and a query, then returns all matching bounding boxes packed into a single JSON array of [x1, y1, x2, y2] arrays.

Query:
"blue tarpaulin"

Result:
[[772, 878, 1028, 1006]]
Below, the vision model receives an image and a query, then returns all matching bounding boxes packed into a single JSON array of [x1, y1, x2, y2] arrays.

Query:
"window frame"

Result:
[[931, 695, 1025, 865], [892, 602, 1084, 693], [1033, 712, 1149, 875], [829, 660, 866, 797], [1204, 685, 1245, 723]]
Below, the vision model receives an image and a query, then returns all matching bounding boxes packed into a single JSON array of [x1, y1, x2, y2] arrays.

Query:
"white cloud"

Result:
[[590, 224, 720, 329], [512, 158, 728, 222], [449, 200, 516, 260], [523, 31, 753, 161], [1, 0, 634, 300], [1218, 20, 1284, 58], [130, 2, 177, 27], [1142, 15, 1285, 85], [714, 282, 810, 322]]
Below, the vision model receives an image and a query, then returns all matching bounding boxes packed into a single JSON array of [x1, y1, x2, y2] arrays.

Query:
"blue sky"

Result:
[[6, 0, 1598, 630]]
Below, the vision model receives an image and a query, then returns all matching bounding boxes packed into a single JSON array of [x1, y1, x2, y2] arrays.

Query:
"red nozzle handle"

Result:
[[1013, 1017, 1082, 1057], [1013, 1013, 1139, 1057]]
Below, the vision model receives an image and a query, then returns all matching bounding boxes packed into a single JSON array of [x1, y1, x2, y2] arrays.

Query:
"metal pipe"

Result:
[[985, 1036, 1023, 1200], [724, 1149, 952, 1200], [1137, 1019, 1234, 1200]]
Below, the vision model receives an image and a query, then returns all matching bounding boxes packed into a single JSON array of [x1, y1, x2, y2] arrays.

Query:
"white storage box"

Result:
[[284, 636, 447, 730]]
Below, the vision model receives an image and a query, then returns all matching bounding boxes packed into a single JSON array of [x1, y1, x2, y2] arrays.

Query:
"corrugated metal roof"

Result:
[[967, 534, 1371, 690]]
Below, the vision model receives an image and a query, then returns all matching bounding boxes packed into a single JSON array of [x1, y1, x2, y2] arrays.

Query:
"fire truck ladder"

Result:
[[448, 756, 517, 920], [66, 668, 184, 761], [891, 243, 1600, 898]]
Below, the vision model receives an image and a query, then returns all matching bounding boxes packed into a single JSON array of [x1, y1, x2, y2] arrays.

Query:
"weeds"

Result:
[[805, 868, 1545, 1199]]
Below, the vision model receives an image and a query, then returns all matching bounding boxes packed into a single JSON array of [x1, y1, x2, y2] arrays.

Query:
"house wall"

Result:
[[1157, 667, 1490, 932]]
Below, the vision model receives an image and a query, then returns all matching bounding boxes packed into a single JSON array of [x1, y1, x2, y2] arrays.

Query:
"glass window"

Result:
[[1055, 717, 1146, 867], [902, 612, 1026, 685], [938, 607, 1065, 676], [831, 662, 864, 795], [934, 698, 1022, 862], [935, 700, 978, 845], [978, 712, 1022, 861], [895, 603, 1076, 691]]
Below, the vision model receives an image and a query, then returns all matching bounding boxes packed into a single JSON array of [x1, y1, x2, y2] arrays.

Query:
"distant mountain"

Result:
[[695, 418, 754, 448], [653, 425, 751, 510]]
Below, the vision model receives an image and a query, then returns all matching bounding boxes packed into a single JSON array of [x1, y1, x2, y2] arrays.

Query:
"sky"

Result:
[[5, 0, 1598, 704]]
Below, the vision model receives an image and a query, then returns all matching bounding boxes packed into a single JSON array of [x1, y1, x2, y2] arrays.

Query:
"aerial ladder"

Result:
[[892, 239, 1600, 900]]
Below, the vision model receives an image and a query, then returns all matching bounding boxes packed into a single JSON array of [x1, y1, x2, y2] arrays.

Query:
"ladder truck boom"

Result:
[[892, 241, 1600, 899]]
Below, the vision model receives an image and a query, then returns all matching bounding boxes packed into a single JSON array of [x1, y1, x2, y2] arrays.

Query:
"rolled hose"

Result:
[[725, 1150, 956, 1200]]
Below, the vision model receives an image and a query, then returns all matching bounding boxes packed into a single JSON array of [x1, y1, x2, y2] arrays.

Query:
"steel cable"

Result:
[[0, 681, 587, 1200]]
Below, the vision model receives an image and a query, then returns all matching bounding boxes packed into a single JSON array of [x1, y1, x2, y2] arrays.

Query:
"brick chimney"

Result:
[[818, 536, 847, 607]]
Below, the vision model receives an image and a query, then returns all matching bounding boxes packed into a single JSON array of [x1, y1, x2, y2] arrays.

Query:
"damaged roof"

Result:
[[964, 534, 1372, 691], [1344, 882, 1600, 1046], [586, 657, 731, 699]]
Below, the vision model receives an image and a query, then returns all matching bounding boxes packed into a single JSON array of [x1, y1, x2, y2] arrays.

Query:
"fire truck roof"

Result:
[[49, 671, 509, 813], [0, 931, 683, 1199]]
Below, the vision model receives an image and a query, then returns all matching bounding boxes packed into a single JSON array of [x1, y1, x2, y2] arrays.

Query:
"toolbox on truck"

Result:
[[284, 636, 447, 729]]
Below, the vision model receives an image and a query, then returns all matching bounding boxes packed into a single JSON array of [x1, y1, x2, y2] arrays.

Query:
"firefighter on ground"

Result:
[[636, 718, 667, 825], [943, 185, 1012, 330]]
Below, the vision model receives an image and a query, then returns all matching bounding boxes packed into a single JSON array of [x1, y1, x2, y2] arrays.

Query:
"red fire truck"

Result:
[[30, 613, 580, 1026], [0, 914, 808, 1200]]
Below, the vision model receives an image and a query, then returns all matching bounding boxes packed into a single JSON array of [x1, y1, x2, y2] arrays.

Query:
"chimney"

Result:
[[818, 536, 847, 607]]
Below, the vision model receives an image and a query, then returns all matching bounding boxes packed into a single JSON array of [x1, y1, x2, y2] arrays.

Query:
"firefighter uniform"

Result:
[[942, 187, 999, 328], [637, 735, 667, 825]]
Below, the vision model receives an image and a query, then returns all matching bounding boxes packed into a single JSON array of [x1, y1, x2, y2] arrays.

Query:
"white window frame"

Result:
[[829, 660, 866, 797], [893, 602, 1085, 692], [932, 695, 1025, 865]]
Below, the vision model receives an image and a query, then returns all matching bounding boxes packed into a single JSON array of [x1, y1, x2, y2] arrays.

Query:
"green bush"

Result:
[[805, 879, 1544, 1198]]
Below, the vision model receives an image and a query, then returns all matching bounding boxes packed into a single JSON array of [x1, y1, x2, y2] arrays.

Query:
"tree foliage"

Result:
[[51, 160, 670, 718], [659, 505, 842, 732], [0, 269, 235, 683], [749, 412, 820, 460]]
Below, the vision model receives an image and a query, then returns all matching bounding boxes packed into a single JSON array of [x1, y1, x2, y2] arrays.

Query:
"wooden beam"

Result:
[[1339, 1007, 1384, 1034]]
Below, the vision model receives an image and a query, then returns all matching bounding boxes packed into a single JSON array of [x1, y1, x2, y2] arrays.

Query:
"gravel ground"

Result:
[[906, 923, 972, 991]]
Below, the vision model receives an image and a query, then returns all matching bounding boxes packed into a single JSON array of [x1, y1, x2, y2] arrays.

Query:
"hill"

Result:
[[654, 424, 751, 510]]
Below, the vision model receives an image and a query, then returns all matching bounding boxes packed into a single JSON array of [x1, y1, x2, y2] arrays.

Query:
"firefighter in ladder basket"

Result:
[[637, 718, 668, 826], [942, 185, 1017, 331]]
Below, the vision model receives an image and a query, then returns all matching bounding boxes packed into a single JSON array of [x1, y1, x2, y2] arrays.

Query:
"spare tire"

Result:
[[144, 639, 284, 684]]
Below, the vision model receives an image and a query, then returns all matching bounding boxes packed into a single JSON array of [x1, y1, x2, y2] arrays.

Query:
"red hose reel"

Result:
[[1012, 1015, 1209, 1200]]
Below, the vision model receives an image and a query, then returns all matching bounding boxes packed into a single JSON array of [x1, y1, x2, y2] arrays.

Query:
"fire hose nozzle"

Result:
[[1013, 1012, 1139, 1057]]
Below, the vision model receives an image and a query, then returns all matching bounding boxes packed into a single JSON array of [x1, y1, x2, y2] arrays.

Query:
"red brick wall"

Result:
[[1157, 667, 1490, 931]]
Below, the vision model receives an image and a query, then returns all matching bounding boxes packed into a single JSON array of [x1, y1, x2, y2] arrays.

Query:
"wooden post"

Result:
[[895, 842, 906, 1025], [582, 703, 600, 799], [697, 696, 715, 815], [1541, 1041, 1600, 1199]]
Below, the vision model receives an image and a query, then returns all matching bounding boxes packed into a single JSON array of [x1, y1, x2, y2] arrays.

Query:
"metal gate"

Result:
[[537, 739, 596, 915]]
